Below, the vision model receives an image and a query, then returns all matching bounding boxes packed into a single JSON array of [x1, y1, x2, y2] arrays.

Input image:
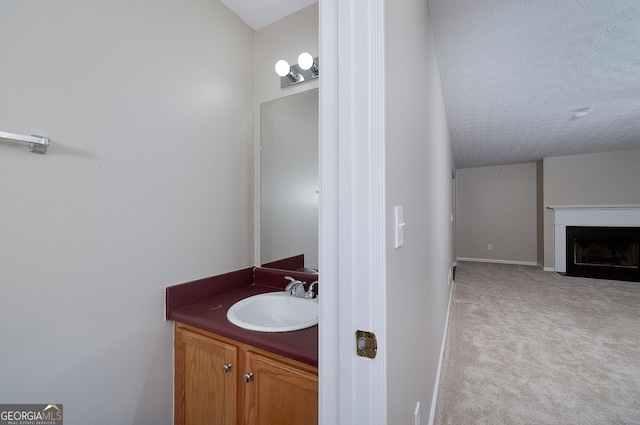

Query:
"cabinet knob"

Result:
[[221, 363, 232, 374], [243, 372, 254, 383]]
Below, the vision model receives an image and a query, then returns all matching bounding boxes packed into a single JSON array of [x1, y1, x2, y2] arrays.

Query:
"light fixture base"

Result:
[[280, 57, 319, 88]]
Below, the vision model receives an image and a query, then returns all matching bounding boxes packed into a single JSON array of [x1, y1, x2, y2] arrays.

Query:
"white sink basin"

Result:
[[227, 292, 319, 332]]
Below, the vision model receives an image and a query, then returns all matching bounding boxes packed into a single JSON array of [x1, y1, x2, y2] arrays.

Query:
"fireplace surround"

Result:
[[549, 205, 640, 281]]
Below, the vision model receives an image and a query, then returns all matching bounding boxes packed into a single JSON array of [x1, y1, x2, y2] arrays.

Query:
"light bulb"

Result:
[[298, 52, 314, 71], [275, 60, 291, 77]]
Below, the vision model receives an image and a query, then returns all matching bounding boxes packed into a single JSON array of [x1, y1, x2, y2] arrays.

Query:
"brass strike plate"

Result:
[[356, 330, 377, 359]]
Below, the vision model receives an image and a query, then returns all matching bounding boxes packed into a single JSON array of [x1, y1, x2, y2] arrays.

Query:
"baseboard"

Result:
[[543, 266, 556, 272], [428, 279, 455, 425], [456, 257, 538, 267]]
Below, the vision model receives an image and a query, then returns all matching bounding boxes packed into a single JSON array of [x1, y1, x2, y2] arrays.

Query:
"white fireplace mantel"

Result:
[[548, 205, 640, 272]]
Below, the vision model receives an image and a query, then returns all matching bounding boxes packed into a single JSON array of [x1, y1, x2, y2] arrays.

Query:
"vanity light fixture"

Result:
[[298, 52, 319, 76], [572, 107, 592, 120], [275, 59, 301, 83], [275, 53, 320, 88]]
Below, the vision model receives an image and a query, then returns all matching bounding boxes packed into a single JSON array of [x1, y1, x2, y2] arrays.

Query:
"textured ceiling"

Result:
[[428, 0, 640, 168], [220, 0, 316, 29]]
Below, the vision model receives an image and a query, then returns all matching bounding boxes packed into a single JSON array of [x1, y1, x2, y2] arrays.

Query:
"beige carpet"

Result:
[[434, 261, 640, 425]]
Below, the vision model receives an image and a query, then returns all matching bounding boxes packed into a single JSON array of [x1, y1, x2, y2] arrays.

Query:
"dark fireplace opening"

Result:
[[566, 226, 640, 282], [575, 240, 639, 268]]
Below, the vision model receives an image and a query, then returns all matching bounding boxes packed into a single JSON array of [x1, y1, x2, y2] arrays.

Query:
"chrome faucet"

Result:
[[305, 281, 318, 299], [284, 276, 317, 298], [284, 276, 307, 297]]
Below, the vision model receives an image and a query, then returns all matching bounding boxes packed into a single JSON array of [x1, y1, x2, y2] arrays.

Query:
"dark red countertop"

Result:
[[167, 266, 318, 367]]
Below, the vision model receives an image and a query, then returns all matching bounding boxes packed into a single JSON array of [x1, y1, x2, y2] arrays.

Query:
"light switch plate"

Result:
[[395, 206, 405, 248]]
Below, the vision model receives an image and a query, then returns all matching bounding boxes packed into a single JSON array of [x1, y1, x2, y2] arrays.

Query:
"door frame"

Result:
[[319, 1, 387, 424]]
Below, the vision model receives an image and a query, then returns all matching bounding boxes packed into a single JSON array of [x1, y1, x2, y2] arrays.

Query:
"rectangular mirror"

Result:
[[260, 89, 319, 270]]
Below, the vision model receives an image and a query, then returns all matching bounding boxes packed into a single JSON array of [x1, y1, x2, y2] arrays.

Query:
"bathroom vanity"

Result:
[[174, 323, 317, 425], [166, 265, 318, 425]]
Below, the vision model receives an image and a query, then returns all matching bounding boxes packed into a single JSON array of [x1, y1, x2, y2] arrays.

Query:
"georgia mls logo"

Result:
[[0, 404, 63, 425]]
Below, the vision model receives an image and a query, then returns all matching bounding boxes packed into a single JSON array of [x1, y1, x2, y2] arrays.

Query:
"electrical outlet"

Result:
[[487, 244, 492, 251]]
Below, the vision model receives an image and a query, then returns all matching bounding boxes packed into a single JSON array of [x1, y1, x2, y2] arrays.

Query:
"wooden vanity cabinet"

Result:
[[174, 325, 238, 425], [244, 350, 318, 425], [174, 323, 318, 425]]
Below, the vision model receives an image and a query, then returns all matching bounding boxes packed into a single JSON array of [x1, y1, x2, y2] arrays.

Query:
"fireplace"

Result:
[[566, 226, 640, 282], [549, 205, 640, 276]]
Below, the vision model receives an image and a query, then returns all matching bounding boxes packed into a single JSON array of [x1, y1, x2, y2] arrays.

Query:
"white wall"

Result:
[[385, 0, 454, 423], [542, 148, 640, 268], [455, 163, 537, 264], [253, 4, 319, 265], [536, 160, 545, 266], [0, 1, 254, 424]]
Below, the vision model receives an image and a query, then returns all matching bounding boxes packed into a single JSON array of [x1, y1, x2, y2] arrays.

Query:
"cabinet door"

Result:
[[243, 351, 318, 425], [175, 327, 238, 425]]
